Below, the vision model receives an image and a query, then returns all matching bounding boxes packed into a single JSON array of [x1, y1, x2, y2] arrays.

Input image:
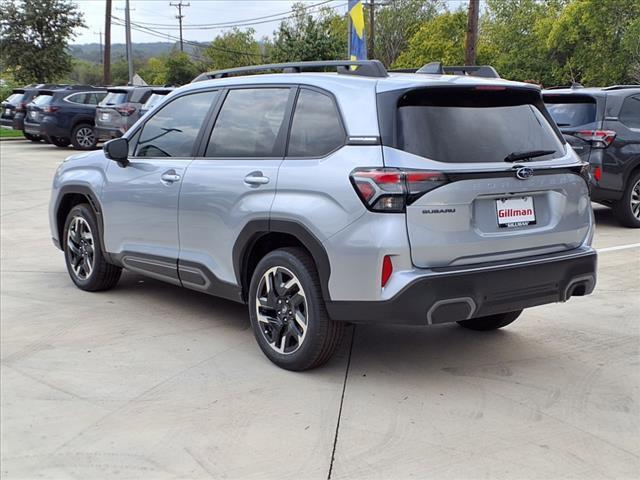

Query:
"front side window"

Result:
[[287, 89, 344, 157], [619, 95, 640, 129], [134, 90, 218, 158], [206, 88, 290, 158]]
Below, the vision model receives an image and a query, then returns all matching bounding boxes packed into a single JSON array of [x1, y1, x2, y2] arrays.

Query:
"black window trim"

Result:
[[194, 83, 297, 160], [284, 85, 348, 160], [127, 88, 222, 160]]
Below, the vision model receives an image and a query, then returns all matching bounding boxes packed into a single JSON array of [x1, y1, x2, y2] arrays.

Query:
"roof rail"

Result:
[[391, 62, 500, 78], [192, 60, 388, 82], [602, 85, 640, 91]]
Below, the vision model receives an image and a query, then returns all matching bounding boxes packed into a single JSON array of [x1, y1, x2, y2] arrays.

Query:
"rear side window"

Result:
[[287, 89, 344, 157], [619, 95, 640, 129], [396, 88, 564, 163], [66, 93, 93, 104], [206, 88, 290, 158], [94, 92, 107, 104], [135, 90, 218, 158], [101, 92, 127, 106], [544, 95, 597, 127]]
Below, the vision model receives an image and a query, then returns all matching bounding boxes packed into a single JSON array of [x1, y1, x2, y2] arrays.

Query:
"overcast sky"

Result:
[[72, 0, 468, 45]]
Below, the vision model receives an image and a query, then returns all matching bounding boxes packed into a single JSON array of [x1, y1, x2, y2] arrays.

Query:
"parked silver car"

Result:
[[49, 60, 597, 370]]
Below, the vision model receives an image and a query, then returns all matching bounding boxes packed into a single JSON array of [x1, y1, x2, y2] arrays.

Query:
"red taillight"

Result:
[[592, 165, 602, 182], [43, 106, 59, 114], [350, 168, 448, 213], [15, 102, 26, 112], [116, 104, 136, 116], [381, 255, 393, 288], [575, 130, 616, 148]]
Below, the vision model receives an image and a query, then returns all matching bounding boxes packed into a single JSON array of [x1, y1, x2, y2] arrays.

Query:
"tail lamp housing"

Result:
[[575, 130, 616, 148], [43, 105, 59, 114], [350, 168, 448, 213], [116, 104, 137, 116]]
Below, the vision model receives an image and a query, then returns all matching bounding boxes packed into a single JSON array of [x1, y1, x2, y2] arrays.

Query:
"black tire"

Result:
[[50, 136, 71, 148], [457, 310, 522, 331], [248, 247, 343, 371], [24, 132, 39, 142], [612, 171, 640, 228], [63, 204, 122, 291], [71, 123, 97, 150]]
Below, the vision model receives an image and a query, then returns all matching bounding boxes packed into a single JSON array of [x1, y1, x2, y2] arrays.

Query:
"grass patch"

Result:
[[0, 128, 24, 138]]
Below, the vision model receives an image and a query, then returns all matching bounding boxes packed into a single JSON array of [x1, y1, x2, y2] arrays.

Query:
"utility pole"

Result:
[[465, 0, 480, 66], [368, 0, 375, 60], [170, 1, 190, 52], [104, 0, 111, 85], [94, 31, 103, 64], [125, 0, 134, 84]]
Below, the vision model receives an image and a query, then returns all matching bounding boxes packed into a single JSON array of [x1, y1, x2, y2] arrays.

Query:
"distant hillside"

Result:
[[69, 42, 207, 63]]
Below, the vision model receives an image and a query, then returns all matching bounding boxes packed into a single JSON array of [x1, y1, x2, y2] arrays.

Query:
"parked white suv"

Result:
[[49, 61, 597, 370]]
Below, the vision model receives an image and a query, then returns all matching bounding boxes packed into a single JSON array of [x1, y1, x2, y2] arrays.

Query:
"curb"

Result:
[[0, 137, 27, 142]]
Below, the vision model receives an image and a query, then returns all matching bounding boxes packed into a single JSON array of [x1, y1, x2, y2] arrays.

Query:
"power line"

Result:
[[129, 0, 336, 29]]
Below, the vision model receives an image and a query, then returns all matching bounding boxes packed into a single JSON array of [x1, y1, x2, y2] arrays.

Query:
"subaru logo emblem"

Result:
[[516, 167, 534, 180]]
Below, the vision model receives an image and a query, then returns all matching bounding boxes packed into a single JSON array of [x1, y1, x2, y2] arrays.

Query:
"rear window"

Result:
[[544, 95, 597, 127], [397, 88, 564, 164], [101, 92, 128, 106], [143, 93, 168, 111], [5, 93, 23, 104], [33, 94, 53, 106]]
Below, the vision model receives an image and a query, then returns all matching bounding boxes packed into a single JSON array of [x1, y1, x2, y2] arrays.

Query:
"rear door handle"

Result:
[[244, 171, 270, 186], [161, 170, 181, 184]]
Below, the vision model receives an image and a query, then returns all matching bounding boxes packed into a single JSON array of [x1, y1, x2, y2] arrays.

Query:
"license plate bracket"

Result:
[[496, 196, 536, 228]]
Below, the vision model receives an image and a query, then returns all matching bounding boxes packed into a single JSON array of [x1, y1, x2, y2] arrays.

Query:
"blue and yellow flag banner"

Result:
[[348, 0, 367, 61]]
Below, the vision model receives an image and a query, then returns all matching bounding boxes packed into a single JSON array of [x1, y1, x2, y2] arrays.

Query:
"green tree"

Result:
[[65, 59, 103, 85], [139, 57, 169, 85], [0, 0, 85, 83], [547, 0, 640, 85], [164, 52, 199, 85], [481, 0, 566, 86], [204, 28, 263, 70], [393, 10, 469, 68], [270, 4, 346, 62], [372, 0, 441, 67]]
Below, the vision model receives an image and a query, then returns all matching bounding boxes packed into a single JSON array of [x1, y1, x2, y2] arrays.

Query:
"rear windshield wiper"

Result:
[[504, 150, 556, 163]]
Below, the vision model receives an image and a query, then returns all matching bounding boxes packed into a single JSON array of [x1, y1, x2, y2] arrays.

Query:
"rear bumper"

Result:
[[23, 121, 41, 136], [95, 126, 122, 140], [326, 247, 597, 325], [0, 118, 14, 128]]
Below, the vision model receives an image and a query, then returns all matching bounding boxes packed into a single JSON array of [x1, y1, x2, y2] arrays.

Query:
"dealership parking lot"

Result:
[[1, 140, 639, 479]]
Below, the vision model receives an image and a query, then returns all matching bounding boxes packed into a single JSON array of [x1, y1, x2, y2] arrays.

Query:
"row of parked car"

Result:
[[1, 83, 174, 149]]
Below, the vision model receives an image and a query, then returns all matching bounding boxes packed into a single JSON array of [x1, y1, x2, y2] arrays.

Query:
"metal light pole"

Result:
[[125, 0, 134, 84]]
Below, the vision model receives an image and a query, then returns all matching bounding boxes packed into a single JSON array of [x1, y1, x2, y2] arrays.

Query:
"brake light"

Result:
[[350, 168, 448, 213], [381, 255, 393, 288], [575, 130, 616, 148], [592, 165, 602, 182], [474, 85, 507, 91], [116, 104, 137, 116], [43, 105, 59, 113]]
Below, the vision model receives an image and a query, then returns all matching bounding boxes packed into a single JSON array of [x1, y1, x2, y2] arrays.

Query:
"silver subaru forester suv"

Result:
[[49, 60, 597, 370]]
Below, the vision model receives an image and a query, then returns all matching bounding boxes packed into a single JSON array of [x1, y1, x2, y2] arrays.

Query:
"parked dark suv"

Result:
[[2, 84, 63, 141], [95, 86, 152, 140], [544, 86, 640, 227], [24, 86, 107, 150]]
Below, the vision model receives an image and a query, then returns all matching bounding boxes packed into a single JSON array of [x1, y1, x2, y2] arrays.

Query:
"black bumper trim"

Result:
[[326, 249, 597, 325]]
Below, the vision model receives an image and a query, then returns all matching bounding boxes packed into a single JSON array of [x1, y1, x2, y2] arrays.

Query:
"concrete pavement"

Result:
[[1, 140, 639, 479]]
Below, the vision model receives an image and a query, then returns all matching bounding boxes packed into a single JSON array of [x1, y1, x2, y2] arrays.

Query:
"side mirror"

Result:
[[103, 137, 129, 166]]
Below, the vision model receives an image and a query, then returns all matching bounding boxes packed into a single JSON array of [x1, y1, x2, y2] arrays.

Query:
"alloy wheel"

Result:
[[67, 216, 95, 280], [255, 266, 308, 354], [76, 127, 95, 148], [631, 178, 640, 220]]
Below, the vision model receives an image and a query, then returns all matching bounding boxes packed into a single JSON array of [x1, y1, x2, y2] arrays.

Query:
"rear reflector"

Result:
[[381, 255, 393, 288], [592, 165, 602, 181]]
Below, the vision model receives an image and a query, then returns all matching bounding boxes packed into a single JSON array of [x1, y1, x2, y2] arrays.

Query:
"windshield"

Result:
[[32, 94, 53, 106], [545, 100, 597, 128], [143, 93, 167, 110], [396, 89, 564, 163], [100, 92, 128, 106]]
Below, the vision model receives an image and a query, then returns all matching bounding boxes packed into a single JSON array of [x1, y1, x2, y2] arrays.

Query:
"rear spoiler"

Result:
[[391, 62, 500, 79]]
